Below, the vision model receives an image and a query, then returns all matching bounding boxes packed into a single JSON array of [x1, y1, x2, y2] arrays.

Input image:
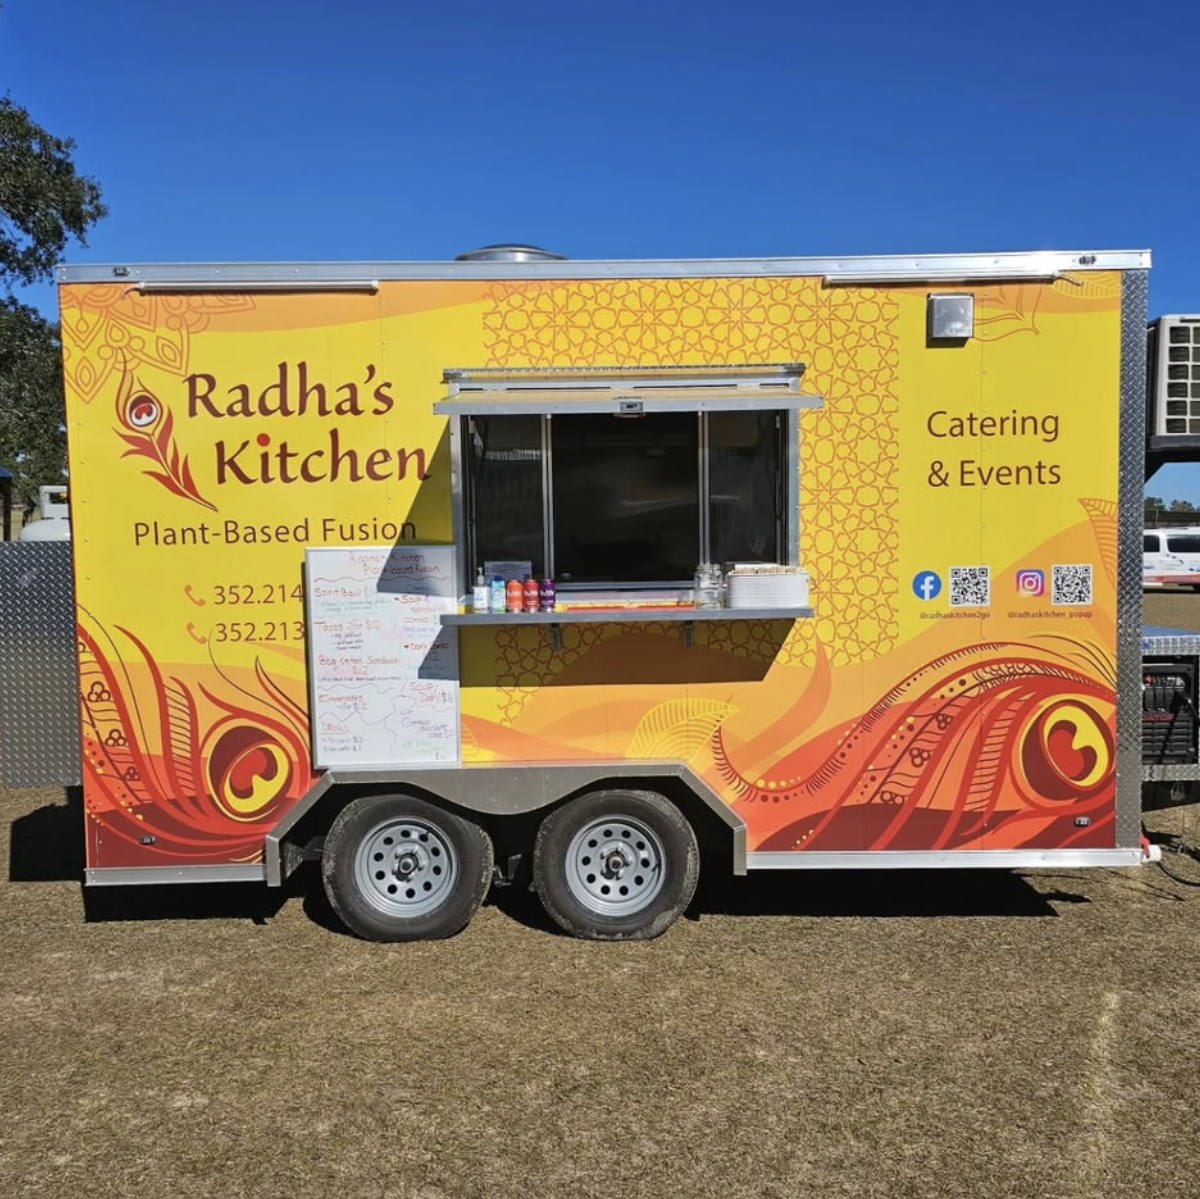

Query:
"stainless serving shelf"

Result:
[[442, 606, 813, 650]]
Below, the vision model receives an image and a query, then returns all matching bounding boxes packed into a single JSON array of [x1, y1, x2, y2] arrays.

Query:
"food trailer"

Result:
[[0, 245, 1176, 940]]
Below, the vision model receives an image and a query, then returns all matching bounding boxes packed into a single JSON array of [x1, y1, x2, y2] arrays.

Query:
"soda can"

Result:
[[523, 577, 540, 612], [540, 578, 556, 611], [506, 579, 524, 613]]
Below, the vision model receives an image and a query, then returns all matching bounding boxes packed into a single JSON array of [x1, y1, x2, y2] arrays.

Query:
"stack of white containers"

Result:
[[725, 565, 810, 609]]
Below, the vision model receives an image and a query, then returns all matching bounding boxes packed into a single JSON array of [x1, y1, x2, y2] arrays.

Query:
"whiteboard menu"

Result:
[[305, 545, 459, 768]]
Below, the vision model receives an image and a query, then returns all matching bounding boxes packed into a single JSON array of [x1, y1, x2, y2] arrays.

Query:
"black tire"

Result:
[[532, 789, 699, 941], [1145, 780, 1194, 811], [321, 793, 493, 942]]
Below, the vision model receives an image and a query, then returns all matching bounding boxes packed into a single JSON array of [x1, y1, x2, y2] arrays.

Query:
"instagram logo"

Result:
[[1016, 569, 1045, 598]]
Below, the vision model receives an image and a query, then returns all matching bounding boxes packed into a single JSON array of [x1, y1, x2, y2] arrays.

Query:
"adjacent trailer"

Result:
[[0, 246, 1166, 940]]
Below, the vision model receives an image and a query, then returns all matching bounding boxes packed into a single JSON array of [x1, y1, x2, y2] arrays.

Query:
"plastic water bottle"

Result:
[[472, 569, 490, 613]]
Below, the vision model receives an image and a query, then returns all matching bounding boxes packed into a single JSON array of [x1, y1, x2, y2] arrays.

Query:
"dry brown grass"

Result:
[[0, 593, 1198, 1198]]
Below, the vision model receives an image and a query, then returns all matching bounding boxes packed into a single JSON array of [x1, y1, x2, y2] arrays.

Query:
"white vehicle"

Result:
[[1144, 528, 1200, 589], [1146, 527, 1200, 570], [18, 485, 71, 543]]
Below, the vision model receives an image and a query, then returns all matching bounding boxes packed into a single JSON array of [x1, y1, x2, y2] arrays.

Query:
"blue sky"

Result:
[[2, 0, 1198, 498]]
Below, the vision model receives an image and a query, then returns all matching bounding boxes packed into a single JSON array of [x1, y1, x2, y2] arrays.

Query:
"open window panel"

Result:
[[437, 364, 823, 597]]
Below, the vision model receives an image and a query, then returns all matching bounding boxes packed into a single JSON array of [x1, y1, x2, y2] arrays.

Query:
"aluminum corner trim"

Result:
[[56, 250, 1152, 287], [745, 849, 1145, 870], [1116, 271, 1149, 848], [85, 864, 267, 886]]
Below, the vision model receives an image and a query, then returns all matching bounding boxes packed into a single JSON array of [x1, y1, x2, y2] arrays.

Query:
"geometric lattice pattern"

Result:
[[482, 277, 901, 692]]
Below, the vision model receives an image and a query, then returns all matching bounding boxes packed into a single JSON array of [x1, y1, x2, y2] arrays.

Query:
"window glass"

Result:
[[467, 415, 543, 577], [1145, 534, 1161, 553], [709, 411, 780, 564], [1166, 535, 1200, 554], [552, 413, 699, 584]]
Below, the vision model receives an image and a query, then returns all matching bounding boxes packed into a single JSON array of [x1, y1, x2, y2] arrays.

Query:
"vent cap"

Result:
[[454, 243, 565, 263]]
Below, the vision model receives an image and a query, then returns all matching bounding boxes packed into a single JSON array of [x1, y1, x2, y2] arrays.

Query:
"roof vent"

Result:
[[454, 243, 566, 263]]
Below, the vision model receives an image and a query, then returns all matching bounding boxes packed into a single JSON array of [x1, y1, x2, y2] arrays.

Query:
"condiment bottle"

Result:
[[472, 569, 489, 613]]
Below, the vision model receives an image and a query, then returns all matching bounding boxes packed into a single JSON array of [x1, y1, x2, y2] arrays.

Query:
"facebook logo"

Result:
[[912, 571, 942, 601]]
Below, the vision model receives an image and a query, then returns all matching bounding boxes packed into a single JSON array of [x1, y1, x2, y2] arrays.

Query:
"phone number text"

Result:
[[213, 620, 306, 643]]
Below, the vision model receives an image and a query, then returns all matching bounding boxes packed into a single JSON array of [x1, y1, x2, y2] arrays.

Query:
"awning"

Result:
[[434, 364, 824, 417]]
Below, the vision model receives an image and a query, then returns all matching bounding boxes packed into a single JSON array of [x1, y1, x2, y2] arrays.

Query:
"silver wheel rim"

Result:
[[354, 816, 458, 918], [565, 815, 666, 916]]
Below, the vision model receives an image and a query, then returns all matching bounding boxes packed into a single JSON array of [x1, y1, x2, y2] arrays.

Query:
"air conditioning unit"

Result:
[[1149, 315, 1200, 440]]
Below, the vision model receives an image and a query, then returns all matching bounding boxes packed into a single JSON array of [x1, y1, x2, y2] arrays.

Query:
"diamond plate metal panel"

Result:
[[0, 542, 81, 787], [1116, 271, 1150, 847], [1142, 763, 1200, 782], [1142, 632, 1200, 656]]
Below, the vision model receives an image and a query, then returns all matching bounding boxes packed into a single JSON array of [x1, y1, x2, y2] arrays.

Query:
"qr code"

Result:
[[949, 566, 991, 608], [1052, 564, 1093, 606]]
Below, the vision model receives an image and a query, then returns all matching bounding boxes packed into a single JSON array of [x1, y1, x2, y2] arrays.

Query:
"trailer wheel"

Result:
[[321, 794, 493, 942], [533, 789, 699, 941]]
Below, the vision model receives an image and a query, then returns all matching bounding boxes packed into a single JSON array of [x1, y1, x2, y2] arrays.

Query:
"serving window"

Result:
[[440, 365, 820, 593], [465, 414, 545, 575]]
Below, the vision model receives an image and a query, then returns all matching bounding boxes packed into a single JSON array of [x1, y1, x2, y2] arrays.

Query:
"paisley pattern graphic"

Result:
[[60, 286, 256, 404], [1080, 497, 1118, 587], [113, 359, 216, 511], [973, 274, 1122, 341], [627, 700, 738, 764], [711, 640, 1116, 852], [78, 617, 314, 865], [974, 284, 1043, 342]]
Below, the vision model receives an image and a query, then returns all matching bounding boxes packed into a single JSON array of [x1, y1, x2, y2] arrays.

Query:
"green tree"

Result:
[[0, 87, 106, 510], [0, 298, 67, 507]]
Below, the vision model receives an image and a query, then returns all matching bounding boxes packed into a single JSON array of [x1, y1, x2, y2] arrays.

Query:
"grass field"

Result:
[[2, 593, 1200, 1199]]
